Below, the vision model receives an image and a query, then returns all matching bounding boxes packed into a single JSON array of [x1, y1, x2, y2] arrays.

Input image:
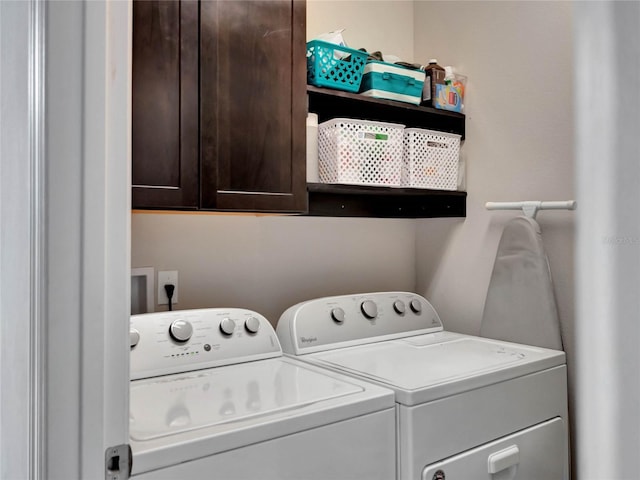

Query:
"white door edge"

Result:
[[13, 1, 133, 479], [1, 0, 47, 478]]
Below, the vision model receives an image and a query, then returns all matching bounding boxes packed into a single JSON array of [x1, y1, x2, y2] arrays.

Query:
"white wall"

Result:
[[414, 0, 574, 337], [413, 0, 575, 470], [307, 0, 415, 61], [132, 214, 416, 324], [131, 1, 419, 325], [132, 0, 575, 358]]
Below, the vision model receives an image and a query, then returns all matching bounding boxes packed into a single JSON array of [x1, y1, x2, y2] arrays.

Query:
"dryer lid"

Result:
[[310, 333, 566, 406], [130, 357, 364, 441]]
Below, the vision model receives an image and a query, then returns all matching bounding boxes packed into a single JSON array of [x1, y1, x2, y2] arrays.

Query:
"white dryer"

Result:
[[129, 307, 396, 479], [276, 292, 569, 480]]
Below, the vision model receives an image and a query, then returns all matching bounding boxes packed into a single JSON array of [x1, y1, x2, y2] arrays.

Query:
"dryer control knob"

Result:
[[244, 316, 260, 334], [220, 318, 236, 336], [361, 300, 378, 319], [393, 300, 406, 315], [169, 319, 193, 342], [410, 299, 423, 314], [130, 329, 140, 348], [331, 308, 345, 323]]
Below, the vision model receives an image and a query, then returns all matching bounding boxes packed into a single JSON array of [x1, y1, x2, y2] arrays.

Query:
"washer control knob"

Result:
[[244, 316, 260, 334], [331, 308, 345, 323], [169, 320, 193, 342], [410, 299, 423, 314], [393, 300, 406, 315], [130, 328, 140, 348], [220, 318, 236, 336], [361, 300, 378, 320]]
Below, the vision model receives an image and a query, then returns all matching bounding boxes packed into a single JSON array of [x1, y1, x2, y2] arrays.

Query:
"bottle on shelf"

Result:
[[420, 59, 445, 108], [306, 113, 319, 183]]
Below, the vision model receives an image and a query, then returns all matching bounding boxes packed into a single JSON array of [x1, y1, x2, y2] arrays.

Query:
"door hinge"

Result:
[[105, 444, 131, 480]]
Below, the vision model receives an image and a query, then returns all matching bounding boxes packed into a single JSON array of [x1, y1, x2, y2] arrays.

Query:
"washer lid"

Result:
[[130, 357, 366, 441], [130, 357, 395, 476], [310, 332, 566, 406]]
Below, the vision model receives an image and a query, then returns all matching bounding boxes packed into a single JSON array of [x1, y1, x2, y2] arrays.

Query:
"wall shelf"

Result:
[[307, 85, 465, 139], [307, 183, 466, 218], [306, 86, 467, 218]]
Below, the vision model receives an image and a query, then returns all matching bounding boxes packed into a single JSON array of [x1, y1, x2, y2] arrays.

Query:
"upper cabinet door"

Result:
[[200, 0, 307, 212], [132, 0, 199, 209]]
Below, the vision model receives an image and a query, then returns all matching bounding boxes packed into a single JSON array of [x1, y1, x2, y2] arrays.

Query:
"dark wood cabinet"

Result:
[[200, 0, 307, 212], [132, 0, 199, 209], [132, 0, 307, 213], [132, 0, 466, 217]]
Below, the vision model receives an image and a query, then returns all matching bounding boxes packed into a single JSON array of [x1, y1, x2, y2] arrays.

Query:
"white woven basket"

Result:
[[402, 128, 461, 190], [317, 118, 405, 187]]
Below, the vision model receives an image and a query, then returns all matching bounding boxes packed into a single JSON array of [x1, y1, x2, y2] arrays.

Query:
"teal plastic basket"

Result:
[[306, 40, 368, 93]]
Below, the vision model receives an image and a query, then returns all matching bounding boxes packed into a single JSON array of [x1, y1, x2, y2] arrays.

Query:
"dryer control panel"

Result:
[[130, 308, 281, 380], [276, 292, 443, 355]]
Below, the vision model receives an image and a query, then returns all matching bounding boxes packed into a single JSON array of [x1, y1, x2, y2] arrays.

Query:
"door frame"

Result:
[[1, 1, 132, 478], [0, 0, 46, 477]]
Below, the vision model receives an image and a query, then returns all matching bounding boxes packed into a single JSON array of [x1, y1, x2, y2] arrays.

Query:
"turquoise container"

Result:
[[306, 40, 368, 93], [359, 61, 425, 105]]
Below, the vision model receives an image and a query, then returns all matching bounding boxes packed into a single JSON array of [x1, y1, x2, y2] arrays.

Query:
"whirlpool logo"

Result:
[[300, 336, 318, 344]]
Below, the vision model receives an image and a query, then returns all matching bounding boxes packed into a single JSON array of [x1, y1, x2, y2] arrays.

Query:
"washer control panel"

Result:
[[130, 308, 281, 380], [276, 292, 443, 355]]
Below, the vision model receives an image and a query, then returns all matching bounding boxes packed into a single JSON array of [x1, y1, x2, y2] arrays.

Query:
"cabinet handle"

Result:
[[487, 445, 520, 474]]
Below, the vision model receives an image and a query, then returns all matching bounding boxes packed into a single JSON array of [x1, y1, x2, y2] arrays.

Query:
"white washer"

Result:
[[276, 292, 569, 480], [130, 308, 396, 479]]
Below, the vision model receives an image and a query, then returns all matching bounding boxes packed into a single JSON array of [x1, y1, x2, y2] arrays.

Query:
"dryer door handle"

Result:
[[487, 445, 520, 474]]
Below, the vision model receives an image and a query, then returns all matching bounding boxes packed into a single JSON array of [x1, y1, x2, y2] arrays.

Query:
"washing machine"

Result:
[[276, 292, 569, 480], [129, 307, 396, 479]]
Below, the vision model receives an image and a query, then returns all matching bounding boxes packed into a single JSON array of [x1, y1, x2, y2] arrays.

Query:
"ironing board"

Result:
[[480, 216, 563, 350]]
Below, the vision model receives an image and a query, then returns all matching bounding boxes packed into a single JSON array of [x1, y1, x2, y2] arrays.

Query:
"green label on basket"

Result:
[[358, 132, 389, 141]]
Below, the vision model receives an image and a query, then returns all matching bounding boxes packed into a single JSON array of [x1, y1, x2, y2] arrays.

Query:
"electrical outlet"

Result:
[[158, 270, 178, 305]]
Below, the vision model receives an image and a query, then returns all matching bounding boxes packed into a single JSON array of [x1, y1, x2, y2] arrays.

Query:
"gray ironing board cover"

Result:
[[480, 216, 563, 350]]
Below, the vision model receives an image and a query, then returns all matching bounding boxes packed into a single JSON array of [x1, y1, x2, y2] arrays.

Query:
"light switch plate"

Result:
[[158, 270, 178, 305]]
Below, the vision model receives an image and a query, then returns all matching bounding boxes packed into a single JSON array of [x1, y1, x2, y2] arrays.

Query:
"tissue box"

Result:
[[434, 74, 467, 113], [359, 61, 425, 105]]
